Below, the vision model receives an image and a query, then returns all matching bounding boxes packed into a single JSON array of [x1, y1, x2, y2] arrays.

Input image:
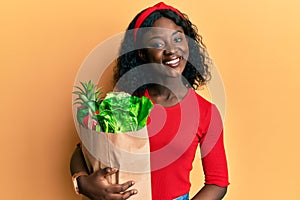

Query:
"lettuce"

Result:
[[95, 92, 153, 133]]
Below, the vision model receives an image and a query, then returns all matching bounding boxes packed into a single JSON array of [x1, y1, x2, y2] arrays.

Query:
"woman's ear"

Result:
[[138, 49, 147, 61]]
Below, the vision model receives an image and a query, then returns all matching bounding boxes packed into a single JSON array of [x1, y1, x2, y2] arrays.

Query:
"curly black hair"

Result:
[[114, 8, 211, 96]]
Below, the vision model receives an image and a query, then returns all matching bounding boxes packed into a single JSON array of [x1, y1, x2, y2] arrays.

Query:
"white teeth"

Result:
[[165, 58, 180, 65]]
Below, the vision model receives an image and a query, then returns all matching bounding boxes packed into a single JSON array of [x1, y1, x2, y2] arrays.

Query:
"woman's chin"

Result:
[[162, 65, 183, 78], [147, 63, 184, 79], [165, 70, 181, 78]]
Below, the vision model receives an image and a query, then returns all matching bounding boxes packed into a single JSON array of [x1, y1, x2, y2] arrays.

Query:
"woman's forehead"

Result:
[[142, 18, 183, 37], [152, 17, 182, 30]]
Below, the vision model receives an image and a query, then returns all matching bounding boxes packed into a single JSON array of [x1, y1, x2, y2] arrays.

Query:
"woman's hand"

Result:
[[78, 167, 138, 200], [191, 184, 227, 200]]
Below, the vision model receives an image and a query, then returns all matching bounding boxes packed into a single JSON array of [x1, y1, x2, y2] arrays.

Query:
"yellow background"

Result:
[[1, 0, 300, 199]]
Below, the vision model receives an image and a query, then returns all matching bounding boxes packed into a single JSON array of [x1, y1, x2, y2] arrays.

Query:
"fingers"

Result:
[[91, 168, 138, 199], [104, 180, 138, 200], [94, 167, 118, 179], [108, 189, 138, 199], [103, 167, 118, 176], [107, 181, 136, 193]]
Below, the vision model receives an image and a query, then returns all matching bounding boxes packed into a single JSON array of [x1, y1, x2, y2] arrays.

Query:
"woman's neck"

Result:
[[147, 80, 188, 107]]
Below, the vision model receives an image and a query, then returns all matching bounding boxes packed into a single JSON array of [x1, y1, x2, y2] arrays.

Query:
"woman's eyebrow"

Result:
[[172, 30, 183, 36], [148, 36, 162, 41], [146, 30, 183, 42]]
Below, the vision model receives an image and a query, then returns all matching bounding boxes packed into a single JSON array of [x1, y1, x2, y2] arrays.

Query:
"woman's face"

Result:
[[140, 17, 189, 77]]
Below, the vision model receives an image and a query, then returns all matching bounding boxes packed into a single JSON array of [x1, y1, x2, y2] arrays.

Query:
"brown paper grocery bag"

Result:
[[79, 125, 152, 200]]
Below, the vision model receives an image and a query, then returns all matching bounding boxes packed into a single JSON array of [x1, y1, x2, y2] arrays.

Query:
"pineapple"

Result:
[[73, 81, 103, 129]]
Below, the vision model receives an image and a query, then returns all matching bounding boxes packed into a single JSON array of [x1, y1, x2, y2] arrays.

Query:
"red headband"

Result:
[[133, 2, 185, 42]]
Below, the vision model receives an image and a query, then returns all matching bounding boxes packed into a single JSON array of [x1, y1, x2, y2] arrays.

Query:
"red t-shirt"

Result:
[[144, 89, 229, 200]]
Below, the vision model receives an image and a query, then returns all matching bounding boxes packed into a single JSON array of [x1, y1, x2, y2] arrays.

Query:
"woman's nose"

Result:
[[164, 43, 177, 54]]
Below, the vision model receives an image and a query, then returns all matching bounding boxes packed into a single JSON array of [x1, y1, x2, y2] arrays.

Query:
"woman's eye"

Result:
[[151, 42, 164, 48], [174, 37, 183, 43]]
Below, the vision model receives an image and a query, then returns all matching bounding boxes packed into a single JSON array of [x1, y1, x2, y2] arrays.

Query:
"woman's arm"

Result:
[[194, 105, 229, 200], [70, 144, 89, 175], [70, 144, 138, 200], [191, 185, 227, 200]]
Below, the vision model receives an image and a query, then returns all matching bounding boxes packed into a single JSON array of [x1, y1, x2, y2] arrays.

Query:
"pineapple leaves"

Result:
[[72, 81, 103, 111], [73, 86, 85, 94]]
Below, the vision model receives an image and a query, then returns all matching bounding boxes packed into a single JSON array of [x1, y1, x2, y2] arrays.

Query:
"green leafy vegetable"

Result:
[[73, 81, 153, 133], [95, 91, 153, 133]]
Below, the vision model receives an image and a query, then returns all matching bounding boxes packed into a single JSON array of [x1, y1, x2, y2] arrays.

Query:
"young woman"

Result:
[[70, 2, 229, 200]]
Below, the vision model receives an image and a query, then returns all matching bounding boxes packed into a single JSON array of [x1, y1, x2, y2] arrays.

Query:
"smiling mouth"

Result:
[[163, 57, 181, 67]]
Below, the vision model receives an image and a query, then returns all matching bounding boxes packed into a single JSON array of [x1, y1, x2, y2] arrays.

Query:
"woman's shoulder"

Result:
[[189, 89, 213, 109]]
